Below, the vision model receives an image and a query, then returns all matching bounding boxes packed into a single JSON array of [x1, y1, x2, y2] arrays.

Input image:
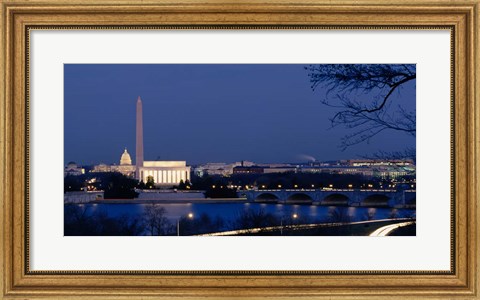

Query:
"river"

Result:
[[65, 201, 415, 223]]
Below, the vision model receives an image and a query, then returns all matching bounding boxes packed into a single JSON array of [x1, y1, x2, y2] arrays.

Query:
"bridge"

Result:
[[238, 189, 416, 208]]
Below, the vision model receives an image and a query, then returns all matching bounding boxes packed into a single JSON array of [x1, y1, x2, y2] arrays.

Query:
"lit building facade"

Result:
[[138, 161, 191, 185], [194, 161, 255, 177], [112, 148, 136, 176], [233, 166, 264, 174], [92, 148, 136, 177], [64, 162, 85, 176], [299, 163, 414, 179]]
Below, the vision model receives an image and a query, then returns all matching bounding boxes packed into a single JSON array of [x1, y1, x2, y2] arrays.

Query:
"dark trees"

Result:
[[103, 172, 139, 199], [231, 209, 278, 233], [64, 172, 139, 199], [145, 176, 155, 189], [176, 179, 192, 190], [194, 172, 373, 191], [64, 175, 85, 192], [178, 213, 225, 235], [64, 205, 145, 236], [205, 187, 238, 198], [143, 204, 174, 235]]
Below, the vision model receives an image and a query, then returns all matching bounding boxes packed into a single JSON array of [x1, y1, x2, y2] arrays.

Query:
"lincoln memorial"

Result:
[[135, 96, 191, 186]]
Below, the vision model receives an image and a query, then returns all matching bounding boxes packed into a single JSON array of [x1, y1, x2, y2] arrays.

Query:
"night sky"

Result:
[[64, 64, 416, 166]]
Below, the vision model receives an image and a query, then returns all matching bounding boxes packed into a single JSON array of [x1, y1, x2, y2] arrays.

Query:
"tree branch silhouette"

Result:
[[305, 64, 416, 150]]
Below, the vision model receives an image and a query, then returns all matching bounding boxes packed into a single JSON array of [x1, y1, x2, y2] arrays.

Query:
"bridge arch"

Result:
[[321, 193, 349, 206], [255, 193, 279, 202], [286, 193, 313, 204], [361, 194, 390, 207]]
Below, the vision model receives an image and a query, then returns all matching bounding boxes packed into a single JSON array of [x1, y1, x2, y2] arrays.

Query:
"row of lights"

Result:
[[183, 212, 299, 220], [229, 184, 338, 189], [182, 212, 300, 220], [211, 183, 415, 190]]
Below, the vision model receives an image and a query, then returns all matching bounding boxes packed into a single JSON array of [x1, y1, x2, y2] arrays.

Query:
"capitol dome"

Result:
[[120, 148, 132, 165]]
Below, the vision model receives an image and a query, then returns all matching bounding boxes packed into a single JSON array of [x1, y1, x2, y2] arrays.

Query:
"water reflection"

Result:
[[69, 202, 415, 223]]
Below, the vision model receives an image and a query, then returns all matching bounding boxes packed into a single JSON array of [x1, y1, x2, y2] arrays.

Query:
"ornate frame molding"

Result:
[[1, 1, 478, 299]]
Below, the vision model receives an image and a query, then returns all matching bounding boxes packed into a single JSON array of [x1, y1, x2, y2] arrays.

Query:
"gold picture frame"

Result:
[[1, 0, 478, 299]]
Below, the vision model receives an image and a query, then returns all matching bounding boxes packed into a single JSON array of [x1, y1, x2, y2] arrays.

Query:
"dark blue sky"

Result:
[[64, 64, 415, 165]]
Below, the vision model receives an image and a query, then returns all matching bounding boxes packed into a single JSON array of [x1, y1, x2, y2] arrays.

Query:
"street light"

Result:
[[281, 213, 299, 235], [177, 213, 194, 236]]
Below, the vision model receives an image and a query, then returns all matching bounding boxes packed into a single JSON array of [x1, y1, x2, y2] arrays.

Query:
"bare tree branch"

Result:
[[305, 64, 416, 148]]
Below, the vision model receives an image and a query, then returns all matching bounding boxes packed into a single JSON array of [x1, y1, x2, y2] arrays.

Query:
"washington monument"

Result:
[[135, 96, 144, 180]]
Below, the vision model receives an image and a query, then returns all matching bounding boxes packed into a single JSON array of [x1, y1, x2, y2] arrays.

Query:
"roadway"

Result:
[[368, 221, 416, 236], [196, 218, 415, 236]]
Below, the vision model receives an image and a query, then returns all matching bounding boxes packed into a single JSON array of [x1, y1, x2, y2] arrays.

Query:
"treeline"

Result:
[[64, 204, 226, 236], [64, 204, 415, 236], [64, 172, 138, 199], [65, 171, 414, 200], [191, 172, 378, 190], [189, 172, 410, 198]]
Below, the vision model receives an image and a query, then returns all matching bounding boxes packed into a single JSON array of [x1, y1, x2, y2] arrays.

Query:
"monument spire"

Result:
[[135, 96, 144, 180]]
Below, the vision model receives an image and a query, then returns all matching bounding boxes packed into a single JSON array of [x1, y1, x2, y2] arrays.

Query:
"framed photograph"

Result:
[[1, 0, 478, 299]]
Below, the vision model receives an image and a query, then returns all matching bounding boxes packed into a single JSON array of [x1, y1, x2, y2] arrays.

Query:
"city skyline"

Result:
[[64, 64, 416, 165]]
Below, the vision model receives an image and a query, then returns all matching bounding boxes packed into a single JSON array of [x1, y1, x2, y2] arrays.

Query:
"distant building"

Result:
[[347, 159, 414, 167], [64, 190, 104, 203], [194, 161, 255, 177], [299, 159, 415, 179], [233, 166, 264, 174], [64, 162, 85, 177], [92, 148, 136, 177], [93, 163, 111, 173], [300, 165, 374, 177], [111, 148, 136, 177], [262, 167, 296, 174], [256, 163, 296, 174], [195, 162, 231, 176]]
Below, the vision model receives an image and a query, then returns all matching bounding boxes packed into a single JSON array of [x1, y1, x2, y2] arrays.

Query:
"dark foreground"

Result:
[[65, 202, 415, 236]]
